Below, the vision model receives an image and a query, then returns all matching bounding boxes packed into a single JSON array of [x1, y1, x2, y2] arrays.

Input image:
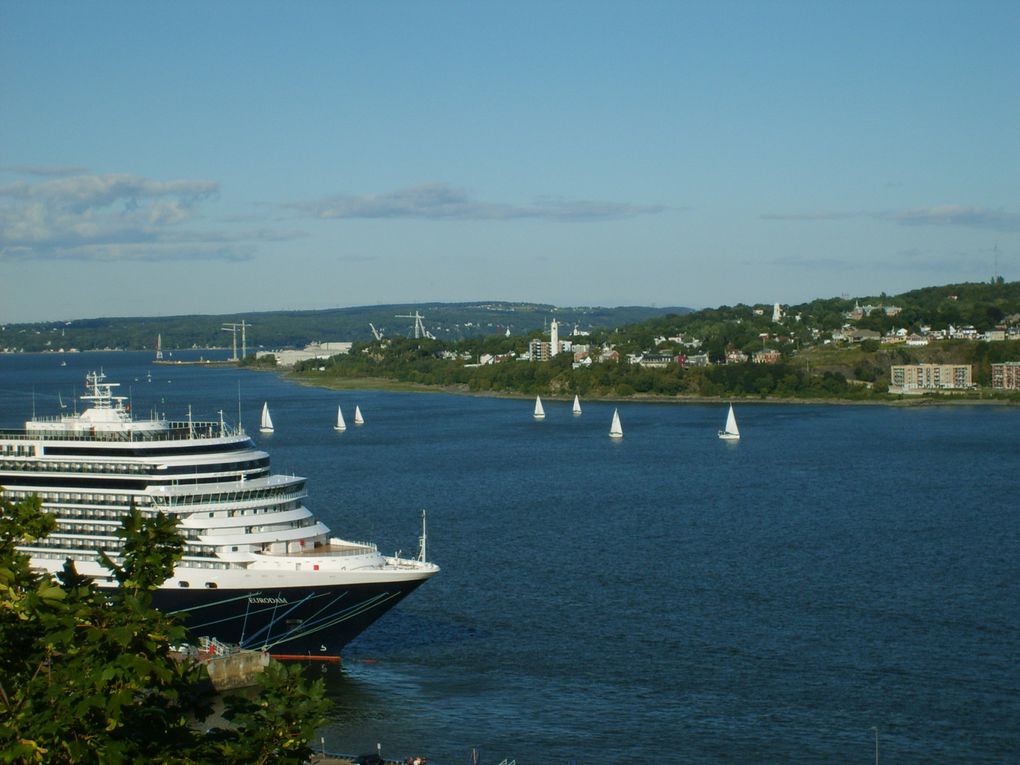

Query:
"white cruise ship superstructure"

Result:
[[0, 371, 438, 654]]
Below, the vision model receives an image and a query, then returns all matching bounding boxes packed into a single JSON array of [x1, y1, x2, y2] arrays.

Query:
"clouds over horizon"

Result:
[[0, 172, 295, 261], [762, 205, 1020, 233], [3, 164, 91, 177], [291, 183, 670, 222]]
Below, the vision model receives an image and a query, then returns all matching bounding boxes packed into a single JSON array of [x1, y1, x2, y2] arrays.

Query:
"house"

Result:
[[683, 353, 711, 368], [849, 329, 881, 343], [726, 350, 749, 364], [752, 349, 781, 364], [635, 352, 677, 368]]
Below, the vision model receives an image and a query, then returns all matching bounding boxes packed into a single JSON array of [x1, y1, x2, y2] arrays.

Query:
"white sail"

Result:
[[718, 404, 740, 440], [533, 396, 545, 419], [260, 402, 274, 433], [354, 405, 364, 425], [609, 408, 623, 439], [572, 394, 582, 415], [334, 406, 346, 432]]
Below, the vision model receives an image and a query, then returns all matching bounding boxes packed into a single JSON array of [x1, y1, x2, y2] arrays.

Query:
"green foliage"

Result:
[[206, 662, 328, 765], [0, 494, 330, 764], [99, 505, 183, 592]]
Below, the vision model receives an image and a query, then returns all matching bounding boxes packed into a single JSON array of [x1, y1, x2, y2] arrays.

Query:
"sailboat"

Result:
[[572, 395, 582, 415], [609, 408, 623, 439], [718, 404, 740, 441], [334, 406, 346, 432], [533, 396, 545, 420], [353, 405, 364, 425], [260, 402, 274, 433]]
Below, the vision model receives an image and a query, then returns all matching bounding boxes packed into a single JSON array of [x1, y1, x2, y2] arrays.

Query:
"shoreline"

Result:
[[282, 372, 1020, 407]]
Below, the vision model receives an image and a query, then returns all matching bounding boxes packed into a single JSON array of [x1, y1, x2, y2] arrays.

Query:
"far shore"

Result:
[[282, 371, 1020, 407]]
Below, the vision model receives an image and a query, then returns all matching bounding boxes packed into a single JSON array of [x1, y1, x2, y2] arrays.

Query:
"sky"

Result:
[[1, 0, 1018, 323]]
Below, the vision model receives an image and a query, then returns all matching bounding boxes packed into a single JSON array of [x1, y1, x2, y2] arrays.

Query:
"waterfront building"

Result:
[[890, 363, 973, 392], [991, 362, 1020, 390], [256, 341, 352, 368]]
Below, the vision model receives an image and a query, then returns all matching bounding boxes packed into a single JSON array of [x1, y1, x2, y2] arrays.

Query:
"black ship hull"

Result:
[[151, 578, 428, 655]]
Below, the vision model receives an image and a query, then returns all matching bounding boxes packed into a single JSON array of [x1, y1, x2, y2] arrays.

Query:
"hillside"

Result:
[[0, 302, 691, 353], [288, 280, 1020, 402]]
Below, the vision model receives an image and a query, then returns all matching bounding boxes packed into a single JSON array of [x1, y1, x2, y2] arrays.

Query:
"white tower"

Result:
[[772, 303, 783, 323], [550, 318, 560, 356]]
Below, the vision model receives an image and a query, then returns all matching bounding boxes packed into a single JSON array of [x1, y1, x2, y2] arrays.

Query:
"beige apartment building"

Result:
[[890, 363, 973, 392], [991, 361, 1020, 390]]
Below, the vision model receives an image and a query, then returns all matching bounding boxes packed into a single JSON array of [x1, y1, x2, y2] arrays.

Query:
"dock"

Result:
[[172, 637, 270, 691]]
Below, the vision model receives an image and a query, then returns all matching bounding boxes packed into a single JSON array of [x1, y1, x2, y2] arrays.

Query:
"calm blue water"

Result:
[[2, 352, 1018, 764]]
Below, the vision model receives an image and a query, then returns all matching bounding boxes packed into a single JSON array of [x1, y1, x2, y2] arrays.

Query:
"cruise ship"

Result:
[[0, 371, 438, 655]]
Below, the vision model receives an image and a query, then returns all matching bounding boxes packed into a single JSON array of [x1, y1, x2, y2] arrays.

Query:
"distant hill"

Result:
[[0, 302, 693, 353]]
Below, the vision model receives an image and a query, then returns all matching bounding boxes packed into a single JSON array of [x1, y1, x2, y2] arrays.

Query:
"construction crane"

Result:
[[369, 323, 384, 341], [395, 311, 434, 340], [221, 320, 251, 361]]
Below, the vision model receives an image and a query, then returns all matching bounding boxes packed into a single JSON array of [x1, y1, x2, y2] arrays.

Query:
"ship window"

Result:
[[231, 546, 238, 552], [204, 582, 217, 589], [179, 581, 190, 588]]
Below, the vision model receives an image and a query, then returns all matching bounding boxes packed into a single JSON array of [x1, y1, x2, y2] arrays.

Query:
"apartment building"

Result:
[[890, 363, 973, 392], [991, 361, 1020, 390]]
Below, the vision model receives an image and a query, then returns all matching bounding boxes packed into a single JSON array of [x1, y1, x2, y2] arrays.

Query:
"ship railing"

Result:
[[3, 420, 245, 443], [151, 483, 306, 507], [152, 491, 308, 512]]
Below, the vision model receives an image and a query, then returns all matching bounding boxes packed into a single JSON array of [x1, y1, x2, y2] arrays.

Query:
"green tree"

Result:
[[0, 494, 329, 765]]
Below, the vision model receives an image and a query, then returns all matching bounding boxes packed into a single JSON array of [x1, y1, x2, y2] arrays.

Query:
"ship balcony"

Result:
[[158, 491, 308, 516], [180, 506, 312, 531], [196, 521, 329, 548], [254, 539, 379, 558]]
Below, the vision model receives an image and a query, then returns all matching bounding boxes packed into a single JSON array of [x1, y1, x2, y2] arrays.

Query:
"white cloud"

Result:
[[0, 172, 296, 261], [292, 183, 668, 222], [762, 205, 1020, 232], [878, 205, 1020, 232], [3, 164, 91, 177]]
